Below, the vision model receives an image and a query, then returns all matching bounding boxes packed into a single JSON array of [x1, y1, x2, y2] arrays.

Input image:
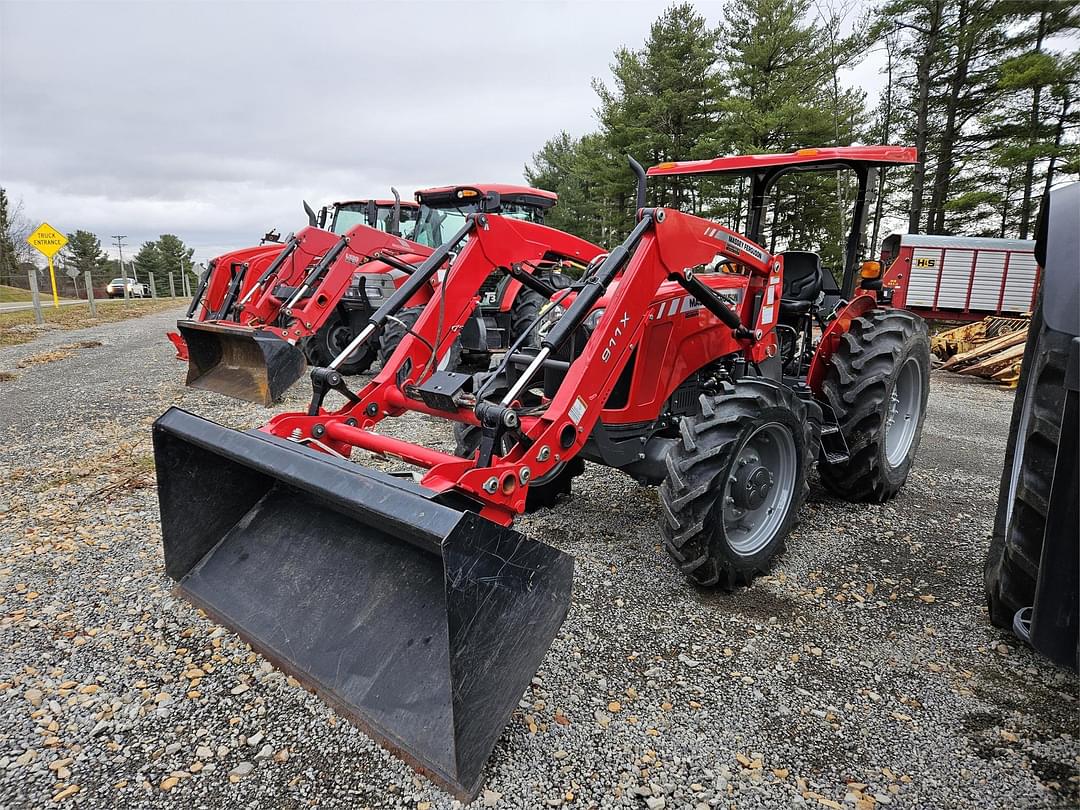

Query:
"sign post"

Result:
[[64, 262, 80, 298], [84, 271, 97, 317], [26, 269, 44, 325], [26, 223, 68, 309]]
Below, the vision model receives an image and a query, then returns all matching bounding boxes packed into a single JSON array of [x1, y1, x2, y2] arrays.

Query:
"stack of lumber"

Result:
[[935, 315, 1030, 388]]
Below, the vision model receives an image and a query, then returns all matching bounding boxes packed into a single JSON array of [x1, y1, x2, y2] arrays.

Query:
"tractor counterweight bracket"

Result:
[[308, 367, 360, 416]]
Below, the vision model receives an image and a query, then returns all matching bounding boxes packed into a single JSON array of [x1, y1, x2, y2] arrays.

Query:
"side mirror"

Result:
[[365, 200, 379, 229], [480, 191, 502, 213]]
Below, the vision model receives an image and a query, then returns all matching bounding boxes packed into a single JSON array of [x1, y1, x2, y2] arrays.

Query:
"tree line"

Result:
[[526, 0, 1077, 271], [0, 187, 197, 297]]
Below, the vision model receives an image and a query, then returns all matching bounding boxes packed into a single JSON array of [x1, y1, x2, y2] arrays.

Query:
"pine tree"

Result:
[[133, 240, 165, 293], [592, 3, 721, 231], [716, 0, 866, 269], [990, 1, 1080, 237], [156, 234, 196, 295], [0, 188, 19, 286], [61, 231, 109, 285]]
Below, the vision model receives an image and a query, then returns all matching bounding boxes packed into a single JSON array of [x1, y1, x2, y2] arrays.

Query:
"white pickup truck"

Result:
[[106, 277, 151, 298]]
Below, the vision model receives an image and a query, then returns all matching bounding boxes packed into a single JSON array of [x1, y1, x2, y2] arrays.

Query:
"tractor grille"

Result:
[[668, 376, 701, 415]]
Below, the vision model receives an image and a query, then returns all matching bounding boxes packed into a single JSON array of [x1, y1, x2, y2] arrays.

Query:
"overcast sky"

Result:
[[1, 0, 886, 263]]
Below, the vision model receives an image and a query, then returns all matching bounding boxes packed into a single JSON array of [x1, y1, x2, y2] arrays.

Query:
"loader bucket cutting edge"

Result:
[[177, 320, 306, 406], [152, 407, 574, 800]]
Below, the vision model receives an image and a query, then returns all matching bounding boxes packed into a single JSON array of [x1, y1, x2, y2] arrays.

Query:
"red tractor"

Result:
[[172, 185, 565, 404], [167, 193, 421, 364], [374, 184, 575, 367], [153, 146, 929, 799]]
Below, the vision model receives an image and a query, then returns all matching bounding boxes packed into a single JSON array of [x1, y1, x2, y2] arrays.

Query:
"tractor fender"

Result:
[[806, 293, 878, 395]]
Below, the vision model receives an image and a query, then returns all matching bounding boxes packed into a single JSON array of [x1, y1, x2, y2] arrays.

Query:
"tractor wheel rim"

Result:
[[885, 356, 922, 467], [328, 322, 354, 356], [722, 422, 797, 557]]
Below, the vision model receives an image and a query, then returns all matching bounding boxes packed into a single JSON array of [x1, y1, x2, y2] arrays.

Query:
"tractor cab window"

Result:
[[377, 205, 418, 236], [408, 205, 472, 248], [329, 204, 370, 235], [329, 203, 418, 236], [407, 198, 548, 248], [498, 201, 547, 224]]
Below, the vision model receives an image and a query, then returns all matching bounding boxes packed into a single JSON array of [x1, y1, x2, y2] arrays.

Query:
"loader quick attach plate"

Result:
[[177, 320, 307, 406], [152, 408, 574, 800]]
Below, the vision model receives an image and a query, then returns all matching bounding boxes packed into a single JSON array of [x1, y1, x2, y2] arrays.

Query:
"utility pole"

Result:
[[112, 235, 129, 302]]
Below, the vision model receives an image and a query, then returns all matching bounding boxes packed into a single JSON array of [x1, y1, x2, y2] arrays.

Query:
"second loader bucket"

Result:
[[178, 320, 306, 406], [152, 408, 574, 800]]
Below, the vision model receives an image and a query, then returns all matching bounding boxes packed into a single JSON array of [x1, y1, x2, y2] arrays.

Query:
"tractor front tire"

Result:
[[378, 306, 420, 368], [378, 306, 460, 371], [452, 423, 582, 511], [306, 311, 375, 375], [509, 272, 574, 347], [659, 379, 813, 588], [984, 294, 1068, 629], [818, 308, 930, 502]]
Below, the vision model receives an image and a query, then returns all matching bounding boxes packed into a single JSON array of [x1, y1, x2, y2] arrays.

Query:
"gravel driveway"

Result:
[[0, 308, 1075, 810]]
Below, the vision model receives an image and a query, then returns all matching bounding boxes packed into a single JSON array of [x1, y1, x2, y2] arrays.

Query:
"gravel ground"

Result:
[[0, 307, 1076, 810]]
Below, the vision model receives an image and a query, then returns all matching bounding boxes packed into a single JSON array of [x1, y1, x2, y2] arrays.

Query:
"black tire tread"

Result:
[[818, 308, 930, 502], [509, 272, 573, 346], [305, 312, 375, 375], [377, 307, 421, 368], [984, 295, 1068, 628], [659, 379, 813, 588]]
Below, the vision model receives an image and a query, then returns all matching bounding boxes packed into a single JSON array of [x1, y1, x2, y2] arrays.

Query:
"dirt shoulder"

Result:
[[0, 299, 183, 347]]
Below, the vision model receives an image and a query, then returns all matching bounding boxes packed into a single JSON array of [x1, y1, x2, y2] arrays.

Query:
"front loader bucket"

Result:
[[177, 320, 305, 406], [152, 408, 574, 800]]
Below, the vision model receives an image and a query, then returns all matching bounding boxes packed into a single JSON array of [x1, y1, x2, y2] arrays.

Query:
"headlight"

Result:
[[583, 308, 605, 331]]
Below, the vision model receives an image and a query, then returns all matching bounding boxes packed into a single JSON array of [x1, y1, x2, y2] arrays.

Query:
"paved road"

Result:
[[0, 309, 1075, 810], [0, 298, 84, 313]]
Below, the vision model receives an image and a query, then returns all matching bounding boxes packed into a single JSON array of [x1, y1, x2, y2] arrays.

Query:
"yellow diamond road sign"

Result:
[[27, 222, 68, 258]]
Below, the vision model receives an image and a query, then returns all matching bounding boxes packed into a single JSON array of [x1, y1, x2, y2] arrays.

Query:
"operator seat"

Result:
[[779, 251, 823, 316]]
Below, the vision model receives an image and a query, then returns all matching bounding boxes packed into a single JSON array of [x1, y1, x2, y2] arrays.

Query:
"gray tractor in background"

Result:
[[984, 181, 1078, 670]]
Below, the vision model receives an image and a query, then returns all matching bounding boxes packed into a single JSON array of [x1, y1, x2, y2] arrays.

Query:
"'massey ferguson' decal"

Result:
[[703, 227, 767, 264], [650, 290, 743, 321]]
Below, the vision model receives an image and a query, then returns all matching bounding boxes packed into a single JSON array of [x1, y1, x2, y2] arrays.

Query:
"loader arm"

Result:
[[266, 208, 778, 522], [237, 225, 429, 331]]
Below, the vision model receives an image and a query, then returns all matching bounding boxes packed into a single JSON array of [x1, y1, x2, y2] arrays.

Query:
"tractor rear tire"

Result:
[[659, 379, 813, 588], [306, 312, 375, 375], [452, 423, 582, 511], [377, 306, 461, 371], [984, 294, 1068, 628], [509, 272, 574, 347], [818, 308, 930, 502]]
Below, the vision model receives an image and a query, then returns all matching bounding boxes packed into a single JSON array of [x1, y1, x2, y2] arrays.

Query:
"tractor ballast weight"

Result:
[[153, 408, 573, 798]]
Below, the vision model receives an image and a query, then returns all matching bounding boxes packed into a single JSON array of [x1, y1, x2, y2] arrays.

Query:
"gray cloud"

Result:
[[3, 0, 873, 261]]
